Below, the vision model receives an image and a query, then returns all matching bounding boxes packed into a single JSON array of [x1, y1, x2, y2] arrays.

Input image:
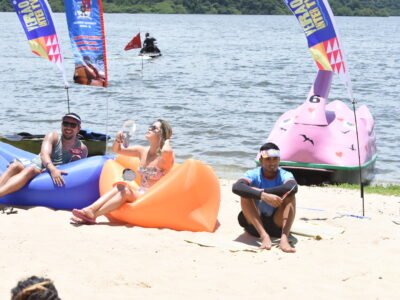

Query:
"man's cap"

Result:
[[62, 113, 81, 124]]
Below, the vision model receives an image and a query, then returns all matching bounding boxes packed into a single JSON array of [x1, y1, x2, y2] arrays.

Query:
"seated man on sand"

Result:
[[0, 113, 88, 196], [232, 142, 298, 253]]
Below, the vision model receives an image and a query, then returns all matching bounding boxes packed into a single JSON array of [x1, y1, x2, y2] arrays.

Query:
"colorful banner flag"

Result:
[[64, 0, 108, 87], [283, 0, 353, 99], [124, 33, 142, 51], [11, 0, 68, 86]]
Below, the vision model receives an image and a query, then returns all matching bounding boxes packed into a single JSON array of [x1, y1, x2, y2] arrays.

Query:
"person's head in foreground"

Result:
[[61, 113, 81, 140], [11, 275, 60, 300], [257, 142, 280, 178], [146, 119, 172, 151]]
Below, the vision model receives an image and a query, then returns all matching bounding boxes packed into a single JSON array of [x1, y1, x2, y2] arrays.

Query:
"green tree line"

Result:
[[1, 0, 399, 16]]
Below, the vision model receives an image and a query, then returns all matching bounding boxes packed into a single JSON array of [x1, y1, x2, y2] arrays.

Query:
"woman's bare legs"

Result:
[[79, 186, 120, 219], [91, 187, 136, 218], [74, 185, 139, 220]]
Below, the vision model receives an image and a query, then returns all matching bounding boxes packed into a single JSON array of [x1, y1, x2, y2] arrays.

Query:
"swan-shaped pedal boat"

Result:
[[267, 70, 377, 185]]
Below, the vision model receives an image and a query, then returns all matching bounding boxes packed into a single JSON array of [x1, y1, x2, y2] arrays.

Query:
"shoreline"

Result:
[[1, 180, 399, 298]]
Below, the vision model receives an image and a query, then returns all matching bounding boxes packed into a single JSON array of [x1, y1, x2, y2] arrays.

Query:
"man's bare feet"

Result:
[[259, 234, 272, 250], [279, 234, 296, 253]]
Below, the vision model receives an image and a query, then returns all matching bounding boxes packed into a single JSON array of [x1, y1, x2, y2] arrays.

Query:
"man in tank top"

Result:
[[0, 113, 88, 197]]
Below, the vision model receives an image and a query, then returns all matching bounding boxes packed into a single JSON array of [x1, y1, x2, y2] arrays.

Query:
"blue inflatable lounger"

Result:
[[0, 142, 107, 210]]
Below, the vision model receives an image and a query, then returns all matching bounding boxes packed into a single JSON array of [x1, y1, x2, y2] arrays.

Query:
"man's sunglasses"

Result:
[[148, 125, 160, 132], [62, 121, 79, 129]]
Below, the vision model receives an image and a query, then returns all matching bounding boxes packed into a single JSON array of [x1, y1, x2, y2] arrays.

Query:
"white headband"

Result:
[[257, 149, 280, 160]]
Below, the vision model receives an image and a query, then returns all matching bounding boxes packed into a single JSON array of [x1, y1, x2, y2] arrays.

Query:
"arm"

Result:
[[81, 143, 89, 159], [40, 132, 66, 187], [112, 131, 142, 157], [158, 139, 174, 172], [260, 180, 297, 208], [232, 178, 262, 199], [263, 180, 298, 198], [39, 132, 57, 166]]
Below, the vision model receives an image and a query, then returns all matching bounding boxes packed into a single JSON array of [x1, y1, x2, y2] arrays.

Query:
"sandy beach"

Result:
[[1, 179, 399, 299]]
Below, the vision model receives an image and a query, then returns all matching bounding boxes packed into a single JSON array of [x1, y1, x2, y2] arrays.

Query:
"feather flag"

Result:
[[283, 0, 353, 99], [64, 0, 108, 87], [124, 33, 142, 51], [11, 0, 68, 87]]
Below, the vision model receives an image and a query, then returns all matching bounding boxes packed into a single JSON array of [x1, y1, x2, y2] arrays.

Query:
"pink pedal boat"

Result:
[[267, 70, 377, 185]]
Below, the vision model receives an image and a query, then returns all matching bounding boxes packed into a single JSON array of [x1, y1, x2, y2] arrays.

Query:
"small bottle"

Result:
[[121, 120, 136, 148]]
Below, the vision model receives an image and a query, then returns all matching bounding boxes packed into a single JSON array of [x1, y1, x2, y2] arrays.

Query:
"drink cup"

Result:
[[121, 120, 136, 148]]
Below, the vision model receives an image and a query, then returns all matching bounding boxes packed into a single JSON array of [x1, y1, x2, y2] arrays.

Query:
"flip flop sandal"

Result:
[[72, 209, 96, 225], [70, 216, 85, 225]]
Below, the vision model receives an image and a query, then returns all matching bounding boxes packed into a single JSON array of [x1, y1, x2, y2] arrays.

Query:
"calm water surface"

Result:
[[0, 13, 399, 184]]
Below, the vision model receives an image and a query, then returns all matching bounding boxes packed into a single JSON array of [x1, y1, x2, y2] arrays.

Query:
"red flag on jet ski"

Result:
[[124, 33, 141, 51]]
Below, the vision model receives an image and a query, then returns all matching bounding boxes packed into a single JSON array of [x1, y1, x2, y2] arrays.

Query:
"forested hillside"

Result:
[[1, 0, 399, 16]]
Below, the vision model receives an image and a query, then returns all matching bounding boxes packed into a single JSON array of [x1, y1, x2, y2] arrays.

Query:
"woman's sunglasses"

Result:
[[62, 121, 79, 129], [148, 125, 160, 132]]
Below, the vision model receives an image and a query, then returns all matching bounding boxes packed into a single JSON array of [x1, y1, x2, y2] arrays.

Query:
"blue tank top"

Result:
[[32, 135, 84, 168]]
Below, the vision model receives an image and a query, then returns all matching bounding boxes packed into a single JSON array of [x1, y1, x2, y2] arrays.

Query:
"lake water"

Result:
[[0, 13, 399, 184]]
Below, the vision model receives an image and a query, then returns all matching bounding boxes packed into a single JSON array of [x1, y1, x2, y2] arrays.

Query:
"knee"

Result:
[[283, 194, 296, 206], [124, 187, 138, 202], [240, 197, 253, 208], [122, 186, 131, 194], [9, 162, 24, 173], [116, 186, 131, 197], [25, 166, 40, 178]]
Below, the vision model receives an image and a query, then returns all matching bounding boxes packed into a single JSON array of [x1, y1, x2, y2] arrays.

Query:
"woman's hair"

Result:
[[11, 276, 60, 300], [157, 119, 172, 151]]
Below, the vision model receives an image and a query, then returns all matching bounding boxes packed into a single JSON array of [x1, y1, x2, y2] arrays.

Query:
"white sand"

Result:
[[1, 179, 399, 299]]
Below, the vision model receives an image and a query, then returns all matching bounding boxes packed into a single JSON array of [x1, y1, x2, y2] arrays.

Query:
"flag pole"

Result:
[[351, 97, 365, 216], [140, 29, 144, 73], [105, 91, 109, 155], [65, 86, 70, 113]]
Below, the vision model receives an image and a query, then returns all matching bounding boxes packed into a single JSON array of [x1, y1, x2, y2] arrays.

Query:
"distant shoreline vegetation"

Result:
[[1, 0, 399, 16]]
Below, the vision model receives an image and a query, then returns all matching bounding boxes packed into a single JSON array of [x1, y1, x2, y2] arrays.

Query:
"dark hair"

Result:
[[11, 276, 60, 300], [145, 33, 149, 37], [260, 142, 279, 152]]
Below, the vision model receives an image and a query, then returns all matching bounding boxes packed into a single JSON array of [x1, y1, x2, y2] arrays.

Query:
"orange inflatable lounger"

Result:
[[99, 155, 221, 232]]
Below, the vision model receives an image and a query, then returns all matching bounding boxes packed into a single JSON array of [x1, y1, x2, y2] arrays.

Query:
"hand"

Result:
[[115, 131, 124, 144], [50, 168, 68, 187], [260, 192, 282, 208]]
